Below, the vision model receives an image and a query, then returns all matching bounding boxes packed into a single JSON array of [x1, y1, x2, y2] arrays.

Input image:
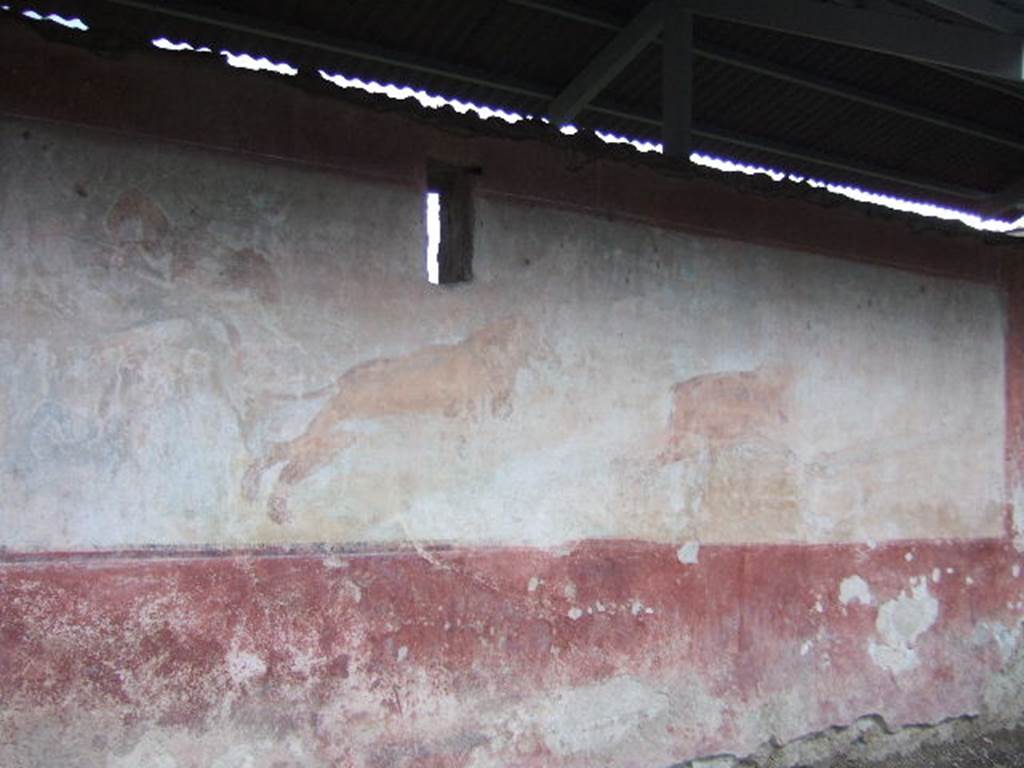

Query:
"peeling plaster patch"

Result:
[[527, 576, 540, 592], [1013, 565, 1021, 579], [1014, 485, 1024, 552], [109, 732, 310, 768], [800, 641, 813, 656], [691, 758, 739, 768], [323, 555, 349, 569], [567, 607, 584, 621], [627, 599, 656, 616], [108, 733, 190, 768], [533, 676, 671, 757], [868, 580, 939, 674], [839, 575, 873, 606], [932, 568, 942, 583], [563, 582, 577, 601], [904, 552, 915, 562], [814, 598, 825, 613], [226, 647, 267, 684], [677, 540, 700, 564], [340, 579, 362, 603], [994, 626, 1020, 660], [288, 648, 319, 677], [967, 576, 975, 585], [396, 645, 408, 662], [975, 622, 1021, 662]]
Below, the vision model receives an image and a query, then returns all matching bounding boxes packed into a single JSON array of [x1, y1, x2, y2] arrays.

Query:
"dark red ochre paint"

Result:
[[1, 539, 1022, 765], [1007, 260, 1024, 540]]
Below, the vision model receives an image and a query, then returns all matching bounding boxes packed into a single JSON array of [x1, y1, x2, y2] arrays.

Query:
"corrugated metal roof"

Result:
[[4, 0, 1024, 219]]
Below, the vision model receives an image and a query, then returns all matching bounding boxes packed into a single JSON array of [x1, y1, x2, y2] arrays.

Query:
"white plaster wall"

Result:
[[0, 118, 1006, 549]]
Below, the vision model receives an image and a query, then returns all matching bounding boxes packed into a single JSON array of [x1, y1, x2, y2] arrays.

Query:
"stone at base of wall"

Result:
[[683, 715, 1024, 768], [681, 640, 1024, 768]]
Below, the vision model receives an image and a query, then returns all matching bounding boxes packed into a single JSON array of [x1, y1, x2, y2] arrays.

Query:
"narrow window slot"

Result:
[[425, 163, 475, 285]]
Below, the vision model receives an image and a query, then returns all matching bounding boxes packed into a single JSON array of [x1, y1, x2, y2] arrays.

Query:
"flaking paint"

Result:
[[1, 540, 1023, 767], [0, 25, 1022, 767], [0, 118, 1007, 550]]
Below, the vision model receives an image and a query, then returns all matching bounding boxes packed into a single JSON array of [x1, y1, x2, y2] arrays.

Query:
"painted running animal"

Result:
[[242, 317, 539, 522]]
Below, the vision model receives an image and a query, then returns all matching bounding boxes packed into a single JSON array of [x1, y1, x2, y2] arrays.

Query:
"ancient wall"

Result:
[[1, 23, 1023, 768]]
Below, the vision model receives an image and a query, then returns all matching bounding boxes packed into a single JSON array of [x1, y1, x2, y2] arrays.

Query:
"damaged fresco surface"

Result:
[[0, 119, 1007, 550], [1, 117, 1023, 767]]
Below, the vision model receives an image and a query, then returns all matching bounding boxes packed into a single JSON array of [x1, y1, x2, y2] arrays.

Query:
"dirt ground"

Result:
[[830, 727, 1024, 768], [678, 721, 1024, 768]]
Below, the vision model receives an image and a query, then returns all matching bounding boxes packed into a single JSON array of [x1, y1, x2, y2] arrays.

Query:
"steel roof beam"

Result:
[[661, 1, 693, 158], [917, 0, 1022, 33], [95, 0, 991, 203], [510, 0, 1024, 148], [506, 0, 621, 30], [697, 43, 1024, 151], [547, 0, 664, 125], [923, 64, 1024, 102], [101, 0, 556, 100], [677, 0, 1023, 81]]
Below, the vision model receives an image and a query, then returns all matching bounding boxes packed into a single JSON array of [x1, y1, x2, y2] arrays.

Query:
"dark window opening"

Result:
[[425, 162, 475, 285]]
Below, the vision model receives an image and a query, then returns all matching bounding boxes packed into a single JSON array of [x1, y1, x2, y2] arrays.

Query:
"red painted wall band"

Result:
[[1, 539, 1022, 765]]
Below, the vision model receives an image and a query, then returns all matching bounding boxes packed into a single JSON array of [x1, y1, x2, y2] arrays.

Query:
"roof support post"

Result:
[[547, 0, 664, 125], [661, 0, 693, 159], [516, 0, 1024, 143]]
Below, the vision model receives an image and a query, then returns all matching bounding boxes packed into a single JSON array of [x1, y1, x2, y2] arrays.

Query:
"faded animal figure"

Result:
[[658, 365, 794, 463], [105, 188, 174, 277], [242, 317, 538, 523], [653, 365, 802, 541]]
